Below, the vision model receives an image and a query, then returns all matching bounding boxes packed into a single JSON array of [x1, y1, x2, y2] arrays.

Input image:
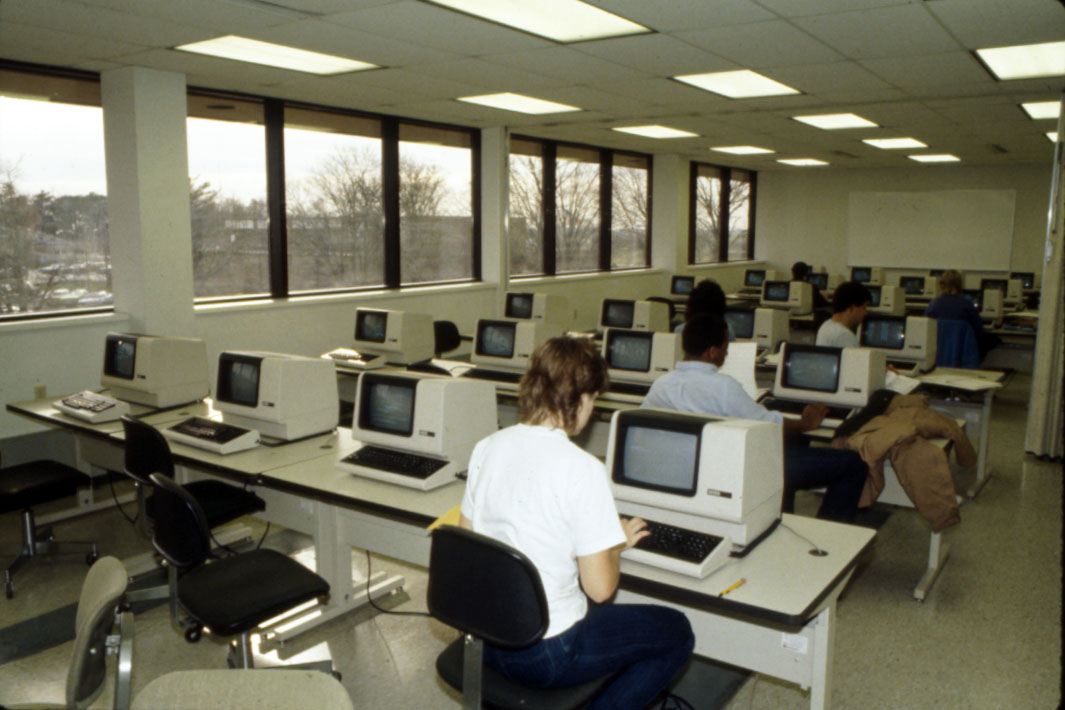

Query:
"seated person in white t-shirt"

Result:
[[816, 280, 872, 348], [460, 337, 694, 709]]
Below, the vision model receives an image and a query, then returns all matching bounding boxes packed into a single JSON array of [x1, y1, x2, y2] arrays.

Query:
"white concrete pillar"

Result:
[[651, 153, 688, 272]]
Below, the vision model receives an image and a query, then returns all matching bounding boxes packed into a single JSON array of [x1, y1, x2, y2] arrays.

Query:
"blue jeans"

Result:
[[784, 444, 867, 522], [484, 602, 694, 710]]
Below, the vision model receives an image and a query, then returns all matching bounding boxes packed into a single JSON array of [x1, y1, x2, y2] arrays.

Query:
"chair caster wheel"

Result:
[[4, 581, 13, 599], [185, 626, 202, 643], [86, 552, 98, 566]]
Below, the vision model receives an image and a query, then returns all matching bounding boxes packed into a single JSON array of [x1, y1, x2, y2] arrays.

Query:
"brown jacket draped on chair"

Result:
[[833, 394, 976, 532]]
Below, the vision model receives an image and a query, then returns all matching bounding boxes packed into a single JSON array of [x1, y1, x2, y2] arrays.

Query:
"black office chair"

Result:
[[427, 526, 615, 710], [434, 319, 462, 358], [0, 460, 98, 599], [147, 473, 330, 664], [935, 319, 980, 369]]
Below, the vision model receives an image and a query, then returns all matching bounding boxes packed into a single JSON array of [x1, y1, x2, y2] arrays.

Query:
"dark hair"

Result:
[[519, 336, 607, 434], [685, 279, 727, 320], [682, 314, 729, 357], [791, 261, 810, 280], [832, 281, 872, 313]]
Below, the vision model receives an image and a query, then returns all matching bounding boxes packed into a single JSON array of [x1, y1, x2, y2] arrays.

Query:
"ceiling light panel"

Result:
[[778, 158, 828, 166], [457, 92, 580, 114], [1020, 101, 1061, 120], [426, 0, 649, 42], [975, 40, 1065, 80], [909, 154, 960, 163], [793, 113, 878, 130], [712, 146, 775, 155], [863, 137, 927, 150], [612, 125, 698, 139], [1048, 132, 1059, 143], [675, 70, 800, 99], [175, 36, 376, 75]]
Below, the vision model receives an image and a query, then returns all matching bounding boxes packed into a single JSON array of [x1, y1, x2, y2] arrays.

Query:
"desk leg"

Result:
[[966, 391, 994, 499], [809, 604, 835, 710], [914, 529, 949, 601]]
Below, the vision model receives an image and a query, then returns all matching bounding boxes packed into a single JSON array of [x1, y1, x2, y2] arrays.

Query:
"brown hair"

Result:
[[519, 336, 608, 434], [940, 270, 963, 295]]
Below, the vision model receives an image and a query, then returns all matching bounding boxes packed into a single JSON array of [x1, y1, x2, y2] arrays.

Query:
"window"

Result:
[[0, 67, 111, 318], [689, 162, 755, 264], [187, 93, 269, 299], [509, 136, 651, 277]]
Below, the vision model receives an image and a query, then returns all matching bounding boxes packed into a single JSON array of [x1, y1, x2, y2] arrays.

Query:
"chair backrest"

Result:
[[434, 320, 462, 357], [935, 318, 979, 369], [67, 556, 129, 709], [121, 416, 175, 485], [426, 526, 548, 650], [147, 473, 212, 570]]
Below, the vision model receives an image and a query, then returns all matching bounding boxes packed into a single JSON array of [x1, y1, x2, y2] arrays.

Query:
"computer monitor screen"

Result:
[[475, 320, 516, 359], [602, 299, 635, 329], [962, 289, 982, 310], [355, 310, 388, 343], [980, 278, 1008, 295], [671, 275, 695, 296], [1010, 272, 1035, 289], [215, 353, 261, 408], [744, 269, 766, 288], [614, 421, 700, 495], [807, 273, 828, 290], [851, 267, 871, 283], [930, 268, 946, 278], [861, 317, 906, 350], [866, 285, 882, 307], [504, 292, 534, 319], [763, 280, 789, 302], [358, 374, 416, 437], [782, 346, 841, 393], [103, 334, 137, 380], [605, 330, 653, 372], [724, 309, 755, 339], [899, 276, 925, 295]]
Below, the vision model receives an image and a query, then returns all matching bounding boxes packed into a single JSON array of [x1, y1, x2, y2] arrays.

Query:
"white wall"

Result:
[[755, 163, 1053, 285]]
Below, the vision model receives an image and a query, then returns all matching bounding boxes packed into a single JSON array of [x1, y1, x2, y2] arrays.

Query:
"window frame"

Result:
[[688, 160, 757, 264]]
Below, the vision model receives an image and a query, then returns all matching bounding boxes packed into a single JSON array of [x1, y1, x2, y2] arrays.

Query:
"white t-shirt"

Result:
[[816, 318, 858, 348], [461, 424, 626, 638]]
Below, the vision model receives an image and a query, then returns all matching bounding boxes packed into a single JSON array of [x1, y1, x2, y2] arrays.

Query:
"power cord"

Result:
[[364, 551, 431, 618], [109, 475, 137, 525], [780, 523, 828, 556]]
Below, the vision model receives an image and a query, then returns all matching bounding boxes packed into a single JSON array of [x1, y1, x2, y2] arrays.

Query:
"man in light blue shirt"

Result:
[[644, 314, 867, 522]]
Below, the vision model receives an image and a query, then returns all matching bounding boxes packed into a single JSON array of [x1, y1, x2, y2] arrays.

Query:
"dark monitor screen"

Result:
[[744, 269, 766, 287], [355, 310, 388, 343], [475, 320, 516, 359], [930, 268, 946, 278], [899, 276, 925, 295], [763, 280, 789, 302], [782, 345, 841, 393], [605, 330, 653, 372], [962, 289, 982, 310], [851, 267, 872, 283], [861, 316, 906, 350], [358, 374, 415, 437], [1010, 272, 1034, 289], [980, 278, 1008, 295], [103, 334, 137, 380], [602, 299, 635, 329], [807, 273, 828, 290], [670, 275, 695, 296], [505, 293, 534, 319], [216, 353, 261, 407], [724, 309, 755, 339], [867, 285, 882, 307], [611, 411, 704, 497]]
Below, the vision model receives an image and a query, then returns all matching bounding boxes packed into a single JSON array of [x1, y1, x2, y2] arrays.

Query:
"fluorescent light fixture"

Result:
[[908, 154, 960, 163], [777, 158, 828, 166], [175, 35, 376, 75], [863, 137, 927, 150], [427, 0, 649, 42], [793, 113, 878, 130], [976, 40, 1065, 80], [457, 92, 580, 114], [612, 125, 698, 139], [1021, 101, 1061, 120], [711, 145, 775, 155], [1048, 132, 1059, 143], [674, 70, 800, 99]]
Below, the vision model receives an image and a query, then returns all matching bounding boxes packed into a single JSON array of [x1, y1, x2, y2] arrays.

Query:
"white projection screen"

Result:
[[847, 189, 1015, 270]]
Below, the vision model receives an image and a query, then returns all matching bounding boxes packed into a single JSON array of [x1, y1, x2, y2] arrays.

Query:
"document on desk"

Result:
[[719, 342, 759, 400], [885, 370, 921, 395], [918, 373, 1003, 391]]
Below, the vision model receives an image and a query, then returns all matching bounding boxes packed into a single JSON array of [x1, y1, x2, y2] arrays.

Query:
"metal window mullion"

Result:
[[718, 167, 731, 263], [265, 99, 287, 297], [599, 150, 612, 271], [747, 172, 757, 260], [543, 142, 557, 276], [687, 162, 698, 264], [471, 129, 482, 281], [382, 118, 401, 288]]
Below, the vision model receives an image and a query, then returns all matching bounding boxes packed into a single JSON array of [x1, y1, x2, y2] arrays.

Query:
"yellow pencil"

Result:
[[719, 578, 746, 597]]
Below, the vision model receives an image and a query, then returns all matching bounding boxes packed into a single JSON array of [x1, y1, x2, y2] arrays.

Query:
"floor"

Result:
[[0, 373, 1060, 709]]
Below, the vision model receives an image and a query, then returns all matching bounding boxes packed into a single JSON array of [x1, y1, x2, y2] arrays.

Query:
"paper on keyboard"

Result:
[[885, 370, 921, 395], [720, 342, 759, 400]]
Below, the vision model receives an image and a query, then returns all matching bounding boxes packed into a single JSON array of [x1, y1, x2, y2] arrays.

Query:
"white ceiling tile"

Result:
[[771, 60, 891, 92], [926, 0, 1065, 49], [402, 58, 564, 93], [792, 4, 963, 60], [755, 0, 912, 18], [676, 20, 843, 68], [249, 18, 460, 67], [0, 21, 149, 60], [593, 0, 774, 31], [337, 67, 490, 101], [0, 0, 207, 48], [811, 87, 908, 104], [574, 34, 733, 77], [483, 47, 652, 85], [610, 78, 733, 111], [75, 0, 298, 32], [861, 51, 992, 87], [529, 86, 660, 115]]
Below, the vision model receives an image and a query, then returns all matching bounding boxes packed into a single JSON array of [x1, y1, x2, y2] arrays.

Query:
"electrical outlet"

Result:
[[34, 385, 47, 399]]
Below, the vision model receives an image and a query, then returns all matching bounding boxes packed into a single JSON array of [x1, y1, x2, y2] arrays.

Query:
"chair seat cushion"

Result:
[[0, 461, 86, 513], [436, 637, 615, 710], [145, 480, 265, 529], [177, 549, 329, 636]]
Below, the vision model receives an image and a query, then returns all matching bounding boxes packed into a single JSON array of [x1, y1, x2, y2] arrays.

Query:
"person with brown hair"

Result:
[[924, 269, 998, 359], [460, 336, 694, 709]]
